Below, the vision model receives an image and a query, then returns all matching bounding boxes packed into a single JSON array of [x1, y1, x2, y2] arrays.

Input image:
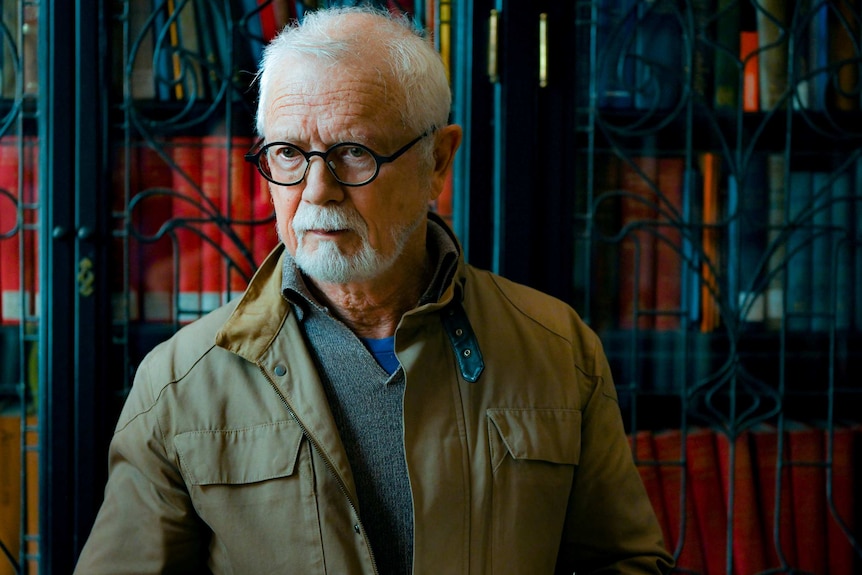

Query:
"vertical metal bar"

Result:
[[38, 0, 110, 569], [451, 0, 468, 244], [39, 0, 77, 571], [490, 4, 503, 274], [74, 0, 111, 563], [451, 0, 495, 269]]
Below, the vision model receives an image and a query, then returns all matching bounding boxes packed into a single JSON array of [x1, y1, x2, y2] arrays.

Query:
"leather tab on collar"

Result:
[[441, 302, 485, 383]]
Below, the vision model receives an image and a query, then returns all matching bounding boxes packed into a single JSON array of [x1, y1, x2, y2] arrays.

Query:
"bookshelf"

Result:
[[457, 0, 862, 573], [540, 1, 861, 573]]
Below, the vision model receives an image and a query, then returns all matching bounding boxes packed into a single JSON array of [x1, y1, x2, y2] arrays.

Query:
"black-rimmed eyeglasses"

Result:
[[244, 130, 432, 187]]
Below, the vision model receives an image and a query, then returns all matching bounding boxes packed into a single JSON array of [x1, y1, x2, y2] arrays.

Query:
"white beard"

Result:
[[290, 203, 424, 283]]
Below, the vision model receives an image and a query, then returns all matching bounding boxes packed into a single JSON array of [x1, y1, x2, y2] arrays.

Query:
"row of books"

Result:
[[586, 152, 862, 334], [123, 0, 426, 103], [629, 422, 860, 575], [594, 0, 862, 114], [0, 129, 453, 327], [0, 412, 39, 575], [111, 133, 454, 324], [112, 134, 277, 324], [0, 137, 39, 326]]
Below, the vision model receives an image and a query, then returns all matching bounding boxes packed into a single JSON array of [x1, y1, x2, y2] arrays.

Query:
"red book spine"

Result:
[[654, 156, 684, 331], [787, 424, 828, 574], [200, 136, 224, 313], [829, 0, 861, 111], [222, 137, 255, 302], [24, 138, 38, 320], [258, 0, 278, 42], [826, 425, 856, 575], [272, 0, 296, 30], [629, 430, 673, 555], [741, 30, 760, 112], [0, 138, 20, 324], [750, 424, 796, 572], [700, 152, 721, 332], [618, 156, 658, 330], [171, 136, 203, 323], [135, 143, 174, 322], [652, 428, 707, 573], [686, 427, 728, 575], [715, 431, 768, 574]]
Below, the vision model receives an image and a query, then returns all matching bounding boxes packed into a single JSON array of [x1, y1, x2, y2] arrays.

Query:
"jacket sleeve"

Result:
[[556, 337, 675, 575], [74, 359, 211, 575]]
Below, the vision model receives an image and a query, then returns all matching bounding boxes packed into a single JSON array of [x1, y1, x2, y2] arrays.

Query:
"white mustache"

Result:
[[292, 204, 367, 239]]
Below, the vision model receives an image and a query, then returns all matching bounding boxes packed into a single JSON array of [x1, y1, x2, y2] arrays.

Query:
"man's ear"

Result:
[[428, 124, 463, 201]]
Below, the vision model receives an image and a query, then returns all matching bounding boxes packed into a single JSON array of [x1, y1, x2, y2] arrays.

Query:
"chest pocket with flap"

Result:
[[174, 420, 304, 486], [487, 407, 582, 472], [172, 421, 326, 569]]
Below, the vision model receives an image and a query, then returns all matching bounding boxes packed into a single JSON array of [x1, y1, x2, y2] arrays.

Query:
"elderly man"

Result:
[[75, 6, 672, 574]]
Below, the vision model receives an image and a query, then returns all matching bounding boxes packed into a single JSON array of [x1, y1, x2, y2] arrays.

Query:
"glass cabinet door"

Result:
[[465, 1, 862, 572], [0, 1, 41, 573]]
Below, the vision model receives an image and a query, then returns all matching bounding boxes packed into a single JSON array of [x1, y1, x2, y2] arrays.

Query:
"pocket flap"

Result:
[[487, 408, 581, 466], [174, 420, 303, 486]]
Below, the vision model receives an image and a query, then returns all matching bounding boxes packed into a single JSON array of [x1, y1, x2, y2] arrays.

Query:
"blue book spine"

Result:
[[808, 1, 830, 111], [811, 172, 833, 332], [765, 154, 786, 329], [725, 173, 739, 324], [238, 0, 265, 69], [786, 171, 813, 332], [738, 157, 769, 325], [682, 165, 702, 327], [596, 0, 637, 109], [830, 170, 852, 330], [151, 1, 175, 101], [633, 0, 683, 111], [855, 157, 862, 331]]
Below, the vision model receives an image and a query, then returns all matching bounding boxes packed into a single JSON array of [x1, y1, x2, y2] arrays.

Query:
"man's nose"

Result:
[[300, 156, 344, 204]]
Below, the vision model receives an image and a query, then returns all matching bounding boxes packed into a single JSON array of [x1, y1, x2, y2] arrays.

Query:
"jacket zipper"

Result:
[[259, 366, 380, 575]]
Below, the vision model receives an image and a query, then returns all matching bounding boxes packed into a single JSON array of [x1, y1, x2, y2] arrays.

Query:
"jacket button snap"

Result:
[[455, 328, 463, 336], [274, 365, 287, 376], [463, 349, 471, 358]]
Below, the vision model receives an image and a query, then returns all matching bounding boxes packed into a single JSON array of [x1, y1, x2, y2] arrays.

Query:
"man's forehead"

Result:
[[270, 57, 396, 103], [265, 64, 403, 139]]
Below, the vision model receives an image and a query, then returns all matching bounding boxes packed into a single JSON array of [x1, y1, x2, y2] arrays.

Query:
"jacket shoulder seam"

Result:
[[115, 342, 217, 434]]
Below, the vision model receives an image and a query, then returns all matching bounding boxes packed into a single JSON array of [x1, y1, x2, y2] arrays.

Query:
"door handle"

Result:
[[488, 9, 499, 83], [539, 12, 548, 88]]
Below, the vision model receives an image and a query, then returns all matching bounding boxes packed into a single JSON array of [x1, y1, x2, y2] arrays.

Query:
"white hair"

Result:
[[255, 6, 451, 159]]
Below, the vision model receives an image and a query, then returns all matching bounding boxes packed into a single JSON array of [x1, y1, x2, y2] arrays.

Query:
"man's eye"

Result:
[[276, 146, 300, 159], [335, 145, 373, 164]]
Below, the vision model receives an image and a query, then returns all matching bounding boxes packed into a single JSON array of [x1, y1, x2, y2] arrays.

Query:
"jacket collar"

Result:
[[215, 242, 292, 363]]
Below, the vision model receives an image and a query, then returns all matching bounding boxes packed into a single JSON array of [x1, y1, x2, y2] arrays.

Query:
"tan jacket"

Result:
[[76, 229, 673, 574]]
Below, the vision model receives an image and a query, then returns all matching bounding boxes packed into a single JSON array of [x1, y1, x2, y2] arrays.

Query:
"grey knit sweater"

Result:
[[281, 219, 458, 574]]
